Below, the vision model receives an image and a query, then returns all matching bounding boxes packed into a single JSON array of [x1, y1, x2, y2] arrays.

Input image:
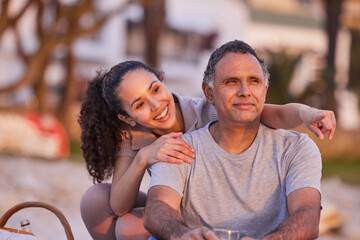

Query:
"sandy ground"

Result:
[[0, 155, 359, 240]]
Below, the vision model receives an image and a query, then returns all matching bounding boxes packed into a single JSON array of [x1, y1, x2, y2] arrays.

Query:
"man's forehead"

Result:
[[214, 52, 264, 76]]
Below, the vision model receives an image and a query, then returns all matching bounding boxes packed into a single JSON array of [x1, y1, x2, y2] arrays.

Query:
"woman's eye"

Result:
[[153, 86, 160, 93], [136, 102, 144, 109]]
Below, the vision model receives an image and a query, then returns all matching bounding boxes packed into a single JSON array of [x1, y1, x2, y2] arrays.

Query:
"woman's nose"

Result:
[[149, 97, 161, 111]]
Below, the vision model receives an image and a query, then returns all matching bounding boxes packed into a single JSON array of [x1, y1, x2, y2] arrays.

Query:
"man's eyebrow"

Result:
[[249, 75, 264, 81], [130, 81, 157, 108], [222, 76, 240, 82]]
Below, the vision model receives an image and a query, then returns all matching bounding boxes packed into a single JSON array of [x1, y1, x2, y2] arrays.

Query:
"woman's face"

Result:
[[117, 68, 177, 132]]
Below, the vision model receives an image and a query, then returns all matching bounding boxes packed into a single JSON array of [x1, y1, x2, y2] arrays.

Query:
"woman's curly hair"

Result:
[[78, 61, 163, 183]]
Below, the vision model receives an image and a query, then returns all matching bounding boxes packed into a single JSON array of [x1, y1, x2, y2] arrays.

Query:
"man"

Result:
[[144, 40, 322, 240]]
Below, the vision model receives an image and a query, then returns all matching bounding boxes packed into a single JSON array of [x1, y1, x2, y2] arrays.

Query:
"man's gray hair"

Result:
[[203, 40, 270, 88]]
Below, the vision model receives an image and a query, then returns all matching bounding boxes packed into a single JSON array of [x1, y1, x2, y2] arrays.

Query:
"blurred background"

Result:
[[0, 0, 359, 239]]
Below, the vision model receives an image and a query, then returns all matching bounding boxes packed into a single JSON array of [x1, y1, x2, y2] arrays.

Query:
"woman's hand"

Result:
[[139, 132, 195, 166], [300, 108, 336, 140]]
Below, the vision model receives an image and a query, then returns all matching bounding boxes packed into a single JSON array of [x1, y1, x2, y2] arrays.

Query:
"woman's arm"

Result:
[[110, 132, 195, 215], [261, 103, 336, 140], [110, 154, 147, 216]]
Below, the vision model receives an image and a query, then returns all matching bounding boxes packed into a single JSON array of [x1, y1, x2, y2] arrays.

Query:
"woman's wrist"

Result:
[[134, 148, 149, 170], [298, 104, 313, 125]]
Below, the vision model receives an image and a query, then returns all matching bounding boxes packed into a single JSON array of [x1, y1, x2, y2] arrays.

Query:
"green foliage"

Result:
[[69, 140, 83, 162], [322, 158, 360, 185], [264, 50, 301, 104], [348, 29, 360, 106]]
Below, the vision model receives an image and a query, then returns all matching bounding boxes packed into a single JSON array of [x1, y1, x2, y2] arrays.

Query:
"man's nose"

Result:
[[237, 83, 251, 97]]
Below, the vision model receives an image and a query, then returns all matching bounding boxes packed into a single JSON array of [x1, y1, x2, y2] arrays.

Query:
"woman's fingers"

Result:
[[309, 123, 324, 140], [156, 141, 195, 164], [309, 110, 336, 140], [322, 111, 336, 140], [328, 111, 336, 140], [159, 133, 195, 152], [147, 136, 195, 165], [161, 131, 183, 139], [161, 148, 194, 164], [316, 111, 336, 140]]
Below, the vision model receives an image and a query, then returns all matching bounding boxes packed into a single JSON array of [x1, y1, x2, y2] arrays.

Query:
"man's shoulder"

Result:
[[261, 125, 319, 150], [262, 124, 309, 139], [180, 122, 212, 143]]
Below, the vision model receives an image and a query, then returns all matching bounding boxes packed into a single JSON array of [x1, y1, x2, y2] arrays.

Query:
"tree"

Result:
[[142, 0, 165, 68], [342, 0, 360, 106], [0, 0, 143, 137], [322, 0, 343, 112]]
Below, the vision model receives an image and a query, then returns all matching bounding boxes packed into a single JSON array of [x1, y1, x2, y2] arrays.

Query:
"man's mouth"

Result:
[[234, 103, 254, 109], [154, 105, 169, 120]]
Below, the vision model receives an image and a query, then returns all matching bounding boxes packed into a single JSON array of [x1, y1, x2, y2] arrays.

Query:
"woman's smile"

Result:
[[117, 68, 178, 132], [154, 105, 169, 121]]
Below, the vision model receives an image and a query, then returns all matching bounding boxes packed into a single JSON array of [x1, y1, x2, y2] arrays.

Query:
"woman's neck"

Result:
[[174, 101, 185, 133]]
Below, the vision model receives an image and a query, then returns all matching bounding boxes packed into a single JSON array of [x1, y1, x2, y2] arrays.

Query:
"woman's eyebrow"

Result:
[[130, 81, 157, 107]]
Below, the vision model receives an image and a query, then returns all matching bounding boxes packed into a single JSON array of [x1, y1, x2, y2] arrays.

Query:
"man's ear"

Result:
[[264, 84, 269, 102], [202, 82, 214, 104], [118, 114, 136, 126]]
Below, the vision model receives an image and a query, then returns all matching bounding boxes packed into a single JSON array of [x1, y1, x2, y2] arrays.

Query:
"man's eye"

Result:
[[250, 78, 259, 83], [136, 102, 144, 109], [226, 80, 237, 84]]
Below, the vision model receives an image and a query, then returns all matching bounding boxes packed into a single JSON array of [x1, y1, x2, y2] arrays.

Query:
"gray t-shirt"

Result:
[[149, 122, 322, 238]]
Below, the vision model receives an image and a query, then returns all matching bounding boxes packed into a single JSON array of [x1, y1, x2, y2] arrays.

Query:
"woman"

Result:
[[79, 61, 335, 240]]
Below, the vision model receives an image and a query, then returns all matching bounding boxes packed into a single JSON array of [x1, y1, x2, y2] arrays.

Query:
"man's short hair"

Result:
[[203, 40, 270, 88]]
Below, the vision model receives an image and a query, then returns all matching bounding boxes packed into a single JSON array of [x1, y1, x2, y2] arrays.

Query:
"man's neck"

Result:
[[209, 120, 260, 155]]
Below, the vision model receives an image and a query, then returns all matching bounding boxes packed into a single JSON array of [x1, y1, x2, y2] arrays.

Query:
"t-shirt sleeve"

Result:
[[285, 135, 322, 196], [148, 161, 188, 197]]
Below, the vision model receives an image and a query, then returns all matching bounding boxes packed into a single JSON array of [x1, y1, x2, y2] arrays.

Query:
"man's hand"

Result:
[[171, 227, 218, 240], [301, 108, 336, 140]]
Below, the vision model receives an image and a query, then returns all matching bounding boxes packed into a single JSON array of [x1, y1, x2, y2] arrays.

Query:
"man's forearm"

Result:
[[144, 199, 190, 239], [262, 208, 320, 240]]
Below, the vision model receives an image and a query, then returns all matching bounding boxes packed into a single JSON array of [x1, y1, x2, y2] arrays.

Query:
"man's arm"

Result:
[[144, 185, 217, 240], [260, 187, 321, 240]]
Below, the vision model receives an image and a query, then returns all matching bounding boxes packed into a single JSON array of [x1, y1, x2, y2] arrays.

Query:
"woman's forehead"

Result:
[[117, 69, 161, 102]]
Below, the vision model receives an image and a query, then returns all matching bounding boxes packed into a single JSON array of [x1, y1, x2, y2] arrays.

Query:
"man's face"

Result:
[[204, 52, 268, 126]]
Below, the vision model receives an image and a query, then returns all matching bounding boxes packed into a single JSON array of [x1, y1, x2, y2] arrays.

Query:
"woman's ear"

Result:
[[202, 82, 214, 104], [118, 114, 136, 127]]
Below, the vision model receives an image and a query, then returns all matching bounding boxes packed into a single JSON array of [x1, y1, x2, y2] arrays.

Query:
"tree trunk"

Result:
[[348, 29, 360, 104], [323, 0, 343, 112], [56, 48, 79, 139], [143, 0, 165, 68], [33, 53, 52, 114]]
